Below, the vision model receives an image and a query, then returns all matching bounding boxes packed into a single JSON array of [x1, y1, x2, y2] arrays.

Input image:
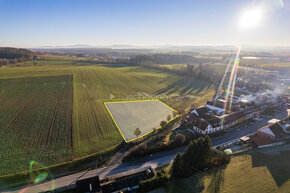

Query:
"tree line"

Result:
[[136, 60, 221, 83], [0, 47, 33, 66], [130, 53, 217, 65]]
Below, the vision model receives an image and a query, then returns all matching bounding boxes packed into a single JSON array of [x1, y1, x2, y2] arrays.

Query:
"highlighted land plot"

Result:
[[105, 100, 178, 142]]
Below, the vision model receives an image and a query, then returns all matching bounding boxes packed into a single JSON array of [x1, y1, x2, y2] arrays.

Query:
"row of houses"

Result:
[[181, 91, 289, 135], [181, 105, 261, 135]]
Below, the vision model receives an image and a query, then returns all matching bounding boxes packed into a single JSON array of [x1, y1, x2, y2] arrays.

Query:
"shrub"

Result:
[[123, 133, 187, 162], [123, 143, 147, 160], [174, 133, 186, 146], [139, 170, 169, 192], [154, 135, 162, 141], [177, 109, 185, 115], [208, 153, 230, 168], [160, 120, 167, 128]]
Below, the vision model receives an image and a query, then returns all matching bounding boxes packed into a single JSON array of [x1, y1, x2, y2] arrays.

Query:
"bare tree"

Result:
[[160, 120, 167, 128], [167, 114, 172, 121], [134, 128, 141, 138], [177, 109, 185, 115]]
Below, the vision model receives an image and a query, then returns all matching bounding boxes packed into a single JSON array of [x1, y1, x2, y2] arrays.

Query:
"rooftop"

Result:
[[252, 134, 275, 147], [259, 127, 275, 137], [268, 119, 280, 124]]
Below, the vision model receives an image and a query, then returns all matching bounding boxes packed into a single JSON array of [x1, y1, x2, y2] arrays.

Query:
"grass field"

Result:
[[0, 60, 215, 176], [105, 100, 176, 142], [150, 149, 290, 193]]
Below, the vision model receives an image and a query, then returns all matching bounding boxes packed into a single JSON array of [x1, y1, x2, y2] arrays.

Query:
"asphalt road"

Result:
[[4, 109, 289, 193]]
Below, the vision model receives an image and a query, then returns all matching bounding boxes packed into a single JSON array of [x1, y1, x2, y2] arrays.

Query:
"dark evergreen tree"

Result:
[[172, 152, 186, 178]]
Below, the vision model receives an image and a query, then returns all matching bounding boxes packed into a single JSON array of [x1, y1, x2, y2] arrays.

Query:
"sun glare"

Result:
[[240, 7, 262, 29]]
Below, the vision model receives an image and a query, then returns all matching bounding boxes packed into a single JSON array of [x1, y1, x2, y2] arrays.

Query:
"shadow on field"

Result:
[[206, 165, 227, 193], [71, 61, 133, 67], [72, 61, 101, 66], [165, 175, 205, 193], [251, 150, 290, 187], [155, 78, 212, 95], [100, 63, 132, 68], [124, 66, 167, 74]]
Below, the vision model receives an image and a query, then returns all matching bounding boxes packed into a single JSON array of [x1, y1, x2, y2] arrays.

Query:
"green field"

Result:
[[105, 100, 176, 142], [159, 64, 187, 70], [0, 75, 73, 175], [0, 60, 215, 176], [150, 149, 290, 193]]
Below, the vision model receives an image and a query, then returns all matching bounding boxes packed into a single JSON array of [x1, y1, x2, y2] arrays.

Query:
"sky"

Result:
[[0, 0, 290, 48]]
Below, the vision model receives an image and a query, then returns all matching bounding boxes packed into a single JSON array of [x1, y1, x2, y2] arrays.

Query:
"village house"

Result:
[[242, 106, 260, 119], [221, 113, 239, 128], [191, 118, 213, 134], [252, 122, 287, 147], [182, 108, 220, 134], [221, 106, 260, 128], [279, 118, 290, 134], [190, 107, 224, 133], [269, 122, 287, 140], [252, 127, 276, 147], [181, 95, 262, 135], [206, 99, 238, 113], [182, 104, 261, 134]]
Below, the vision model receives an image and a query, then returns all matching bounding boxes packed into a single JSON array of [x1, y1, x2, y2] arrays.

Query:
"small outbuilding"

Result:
[[268, 119, 280, 125], [239, 136, 250, 144]]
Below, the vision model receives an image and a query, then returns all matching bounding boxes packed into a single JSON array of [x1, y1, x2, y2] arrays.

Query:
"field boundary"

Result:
[[104, 99, 179, 143]]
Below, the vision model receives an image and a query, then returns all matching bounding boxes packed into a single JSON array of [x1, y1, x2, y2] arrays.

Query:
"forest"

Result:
[[0, 47, 33, 66]]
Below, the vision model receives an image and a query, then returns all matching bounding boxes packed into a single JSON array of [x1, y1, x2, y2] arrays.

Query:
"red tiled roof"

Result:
[[252, 134, 275, 147]]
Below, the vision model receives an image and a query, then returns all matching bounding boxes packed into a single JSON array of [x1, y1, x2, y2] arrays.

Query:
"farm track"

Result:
[[45, 83, 64, 149], [71, 76, 74, 156], [80, 71, 102, 137]]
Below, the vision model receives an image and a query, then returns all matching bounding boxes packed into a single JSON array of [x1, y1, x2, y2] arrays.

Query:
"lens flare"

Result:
[[29, 160, 55, 191], [215, 54, 235, 100], [221, 47, 241, 126], [229, 57, 240, 111], [18, 187, 29, 193]]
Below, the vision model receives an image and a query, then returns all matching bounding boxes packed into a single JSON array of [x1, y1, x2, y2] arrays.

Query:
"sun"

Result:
[[240, 7, 262, 29]]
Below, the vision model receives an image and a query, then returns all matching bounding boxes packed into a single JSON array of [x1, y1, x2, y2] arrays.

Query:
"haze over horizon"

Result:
[[1, 0, 290, 48]]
